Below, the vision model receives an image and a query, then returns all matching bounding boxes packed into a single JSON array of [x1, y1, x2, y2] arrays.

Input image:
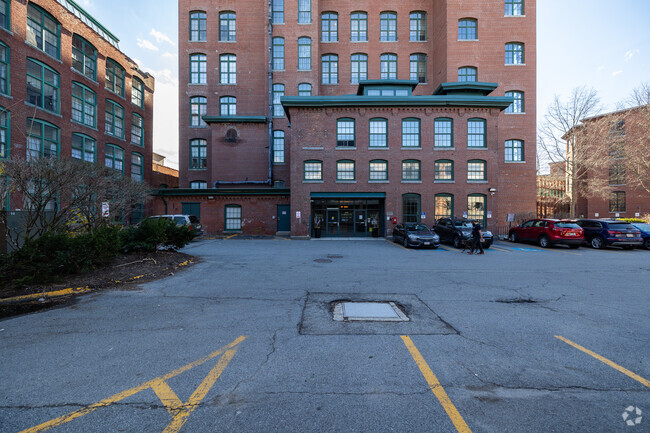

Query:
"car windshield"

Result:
[[608, 222, 636, 230], [173, 217, 187, 225], [453, 221, 473, 228], [406, 224, 431, 233], [189, 216, 199, 224], [555, 222, 580, 229], [632, 223, 650, 232]]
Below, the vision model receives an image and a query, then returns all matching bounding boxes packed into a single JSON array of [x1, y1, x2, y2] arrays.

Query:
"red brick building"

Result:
[[0, 0, 154, 214], [175, 0, 536, 237]]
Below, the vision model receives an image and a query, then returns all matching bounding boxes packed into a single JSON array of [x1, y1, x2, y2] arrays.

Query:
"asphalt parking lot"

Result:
[[1, 238, 648, 432]]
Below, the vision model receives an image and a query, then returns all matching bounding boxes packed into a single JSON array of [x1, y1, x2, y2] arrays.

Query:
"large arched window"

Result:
[[380, 53, 397, 79], [190, 96, 207, 127], [321, 54, 338, 84], [298, 37, 311, 70], [505, 90, 524, 113], [190, 11, 207, 41], [380, 12, 397, 41], [26, 3, 60, 58], [219, 11, 236, 41], [505, 42, 524, 64], [351, 53, 368, 84], [105, 58, 125, 96], [321, 12, 338, 42], [272, 37, 285, 70], [435, 194, 454, 219], [458, 18, 477, 40], [350, 12, 367, 42], [190, 139, 207, 169], [336, 118, 355, 147], [467, 194, 487, 226], [458, 66, 477, 82], [190, 54, 207, 84], [272, 84, 285, 117], [72, 35, 97, 80]]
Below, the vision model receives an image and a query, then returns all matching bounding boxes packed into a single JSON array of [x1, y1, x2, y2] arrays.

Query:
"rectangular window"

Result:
[[458, 67, 477, 82], [131, 153, 143, 182], [609, 164, 626, 185], [190, 54, 207, 84], [26, 58, 60, 114], [350, 12, 367, 42], [71, 133, 95, 162], [467, 160, 486, 180], [190, 11, 207, 41], [434, 118, 453, 148], [26, 4, 60, 58], [272, 37, 284, 70], [132, 78, 144, 108], [402, 194, 421, 223], [505, 91, 524, 113], [369, 118, 387, 147], [304, 161, 322, 180], [220, 54, 236, 84], [505, 0, 524, 16], [402, 160, 421, 181], [131, 114, 143, 146], [435, 160, 453, 181], [467, 119, 486, 147], [467, 195, 486, 225], [26, 118, 58, 160], [380, 12, 397, 41], [435, 194, 453, 219], [273, 84, 285, 117], [273, 130, 285, 164], [336, 160, 355, 181], [219, 12, 236, 41], [337, 119, 355, 147], [410, 54, 426, 83], [506, 42, 524, 64], [190, 139, 207, 169], [321, 55, 338, 84], [272, 0, 284, 24], [298, 38, 311, 70], [105, 58, 125, 96], [609, 191, 626, 212], [225, 205, 242, 231], [321, 13, 338, 42], [0, 0, 9, 30], [458, 19, 477, 40], [0, 43, 7, 95], [369, 160, 388, 181], [298, 0, 311, 23], [0, 109, 9, 158], [71, 82, 96, 127], [105, 100, 124, 139], [105, 144, 124, 172], [220, 96, 236, 116], [402, 119, 420, 147], [350, 54, 367, 84], [380, 54, 397, 79], [298, 83, 312, 96], [410, 12, 426, 41], [190, 181, 207, 189], [505, 139, 524, 161], [190, 97, 207, 127], [71, 35, 96, 81]]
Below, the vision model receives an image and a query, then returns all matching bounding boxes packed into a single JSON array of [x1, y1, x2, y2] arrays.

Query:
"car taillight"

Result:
[[607, 230, 621, 236]]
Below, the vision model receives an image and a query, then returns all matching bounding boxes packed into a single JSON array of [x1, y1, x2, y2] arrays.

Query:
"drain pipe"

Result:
[[267, 0, 274, 186]]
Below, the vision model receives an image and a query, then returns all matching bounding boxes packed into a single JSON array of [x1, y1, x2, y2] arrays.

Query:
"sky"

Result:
[[75, 0, 650, 170]]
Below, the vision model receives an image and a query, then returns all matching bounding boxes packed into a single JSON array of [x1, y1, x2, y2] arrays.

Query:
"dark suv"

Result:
[[575, 219, 642, 249], [433, 218, 493, 249]]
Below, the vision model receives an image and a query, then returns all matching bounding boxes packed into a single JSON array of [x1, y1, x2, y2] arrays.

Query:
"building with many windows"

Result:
[[170, 0, 536, 237], [0, 0, 154, 217]]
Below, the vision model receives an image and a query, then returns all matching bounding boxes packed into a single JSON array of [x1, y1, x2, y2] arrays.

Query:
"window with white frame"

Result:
[[402, 118, 420, 147], [337, 118, 355, 147], [369, 118, 387, 147], [434, 118, 453, 148], [225, 205, 242, 230], [467, 118, 486, 148]]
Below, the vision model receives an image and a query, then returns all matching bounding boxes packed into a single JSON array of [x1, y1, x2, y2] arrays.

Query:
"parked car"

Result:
[[575, 219, 642, 249], [630, 222, 650, 250], [433, 218, 493, 249], [508, 219, 583, 248], [147, 214, 204, 237], [392, 223, 440, 249]]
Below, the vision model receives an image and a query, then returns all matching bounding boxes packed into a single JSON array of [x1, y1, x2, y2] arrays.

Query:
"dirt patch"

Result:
[[0, 250, 196, 319]]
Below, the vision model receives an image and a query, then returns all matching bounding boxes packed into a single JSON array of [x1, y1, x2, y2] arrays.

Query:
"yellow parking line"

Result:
[[401, 336, 472, 433], [226, 233, 238, 239], [385, 238, 412, 251], [555, 336, 650, 388], [20, 336, 246, 433], [0, 287, 91, 304], [489, 246, 511, 252], [438, 245, 455, 252]]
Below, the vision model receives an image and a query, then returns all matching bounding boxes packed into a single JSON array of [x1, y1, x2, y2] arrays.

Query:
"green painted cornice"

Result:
[[356, 79, 419, 95], [202, 116, 268, 124], [433, 82, 499, 96], [155, 188, 290, 197]]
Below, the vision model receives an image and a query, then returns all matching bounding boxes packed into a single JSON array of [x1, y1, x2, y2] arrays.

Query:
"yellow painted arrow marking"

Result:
[[20, 336, 246, 433]]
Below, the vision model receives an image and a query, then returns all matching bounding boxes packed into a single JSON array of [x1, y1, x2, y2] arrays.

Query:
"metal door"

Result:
[[277, 205, 290, 231], [326, 209, 339, 237]]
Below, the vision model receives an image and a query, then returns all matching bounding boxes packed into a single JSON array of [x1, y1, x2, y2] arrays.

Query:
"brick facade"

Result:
[[176, 0, 536, 237], [0, 0, 154, 213]]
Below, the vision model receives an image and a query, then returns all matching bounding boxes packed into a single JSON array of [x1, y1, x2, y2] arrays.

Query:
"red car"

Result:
[[508, 219, 584, 249]]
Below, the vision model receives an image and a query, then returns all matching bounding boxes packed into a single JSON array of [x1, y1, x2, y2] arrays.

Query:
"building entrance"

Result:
[[313, 198, 384, 237]]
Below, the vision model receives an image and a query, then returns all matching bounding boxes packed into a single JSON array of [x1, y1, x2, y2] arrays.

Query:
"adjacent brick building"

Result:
[[176, 0, 536, 237], [0, 0, 154, 214]]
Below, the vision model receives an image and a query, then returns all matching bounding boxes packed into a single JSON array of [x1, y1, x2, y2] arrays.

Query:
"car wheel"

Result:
[[569, 244, 580, 249], [403, 237, 409, 248], [453, 236, 462, 249], [591, 236, 604, 249], [645, 239, 650, 250], [509, 231, 519, 243], [538, 235, 550, 248]]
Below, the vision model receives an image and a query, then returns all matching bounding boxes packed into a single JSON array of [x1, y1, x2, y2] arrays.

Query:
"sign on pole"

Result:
[[102, 202, 110, 218]]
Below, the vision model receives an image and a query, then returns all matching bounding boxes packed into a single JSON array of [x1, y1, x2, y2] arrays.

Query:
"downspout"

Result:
[[267, 0, 274, 186], [161, 194, 168, 214]]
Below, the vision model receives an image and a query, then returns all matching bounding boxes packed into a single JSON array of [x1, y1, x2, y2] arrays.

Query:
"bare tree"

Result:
[[617, 81, 650, 109], [537, 86, 604, 217], [0, 157, 151, 249]]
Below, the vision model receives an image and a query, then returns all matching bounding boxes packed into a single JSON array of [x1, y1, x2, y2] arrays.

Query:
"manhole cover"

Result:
[[314, 258, 332, 263], [333, 302, 409, 322]]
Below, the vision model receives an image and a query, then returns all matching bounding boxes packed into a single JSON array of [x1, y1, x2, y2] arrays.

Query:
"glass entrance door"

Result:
[[355, 209, 367, 236], [326, 209, 339, 236], [339, 209, 354, 236]]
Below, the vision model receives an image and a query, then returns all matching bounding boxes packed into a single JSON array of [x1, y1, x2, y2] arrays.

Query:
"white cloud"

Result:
[[137, 38, 159, 51], [138, 66, 179, 87], [597, 66, 604, 72], [624, 49, 639, 61], [612, 70, 623, 77], [150, 29, 175, 46], [152, 81, 179, 169], [162, 51, 177, 59]]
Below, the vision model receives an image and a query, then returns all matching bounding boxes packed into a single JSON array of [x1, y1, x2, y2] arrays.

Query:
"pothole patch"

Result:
[[327, 254, 343, 259], [313, 258, 332, 263], [494, 298, 538, 304], [332, 301, 409, 322]]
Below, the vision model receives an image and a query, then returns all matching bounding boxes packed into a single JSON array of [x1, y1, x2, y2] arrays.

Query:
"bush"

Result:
[[119, 218, 194, 253], [617, 217, 649, 223]]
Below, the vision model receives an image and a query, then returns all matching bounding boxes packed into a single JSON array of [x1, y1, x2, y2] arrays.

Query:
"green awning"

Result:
[[310, 192, 386, 198]]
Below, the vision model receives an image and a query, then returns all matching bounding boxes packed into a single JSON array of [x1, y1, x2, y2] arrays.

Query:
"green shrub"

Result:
[[617, 218, 648, 223], [119, 218, 194, 253]]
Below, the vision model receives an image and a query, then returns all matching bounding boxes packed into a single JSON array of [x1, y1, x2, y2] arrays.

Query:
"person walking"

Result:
[[469, 221, 484, 255]]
